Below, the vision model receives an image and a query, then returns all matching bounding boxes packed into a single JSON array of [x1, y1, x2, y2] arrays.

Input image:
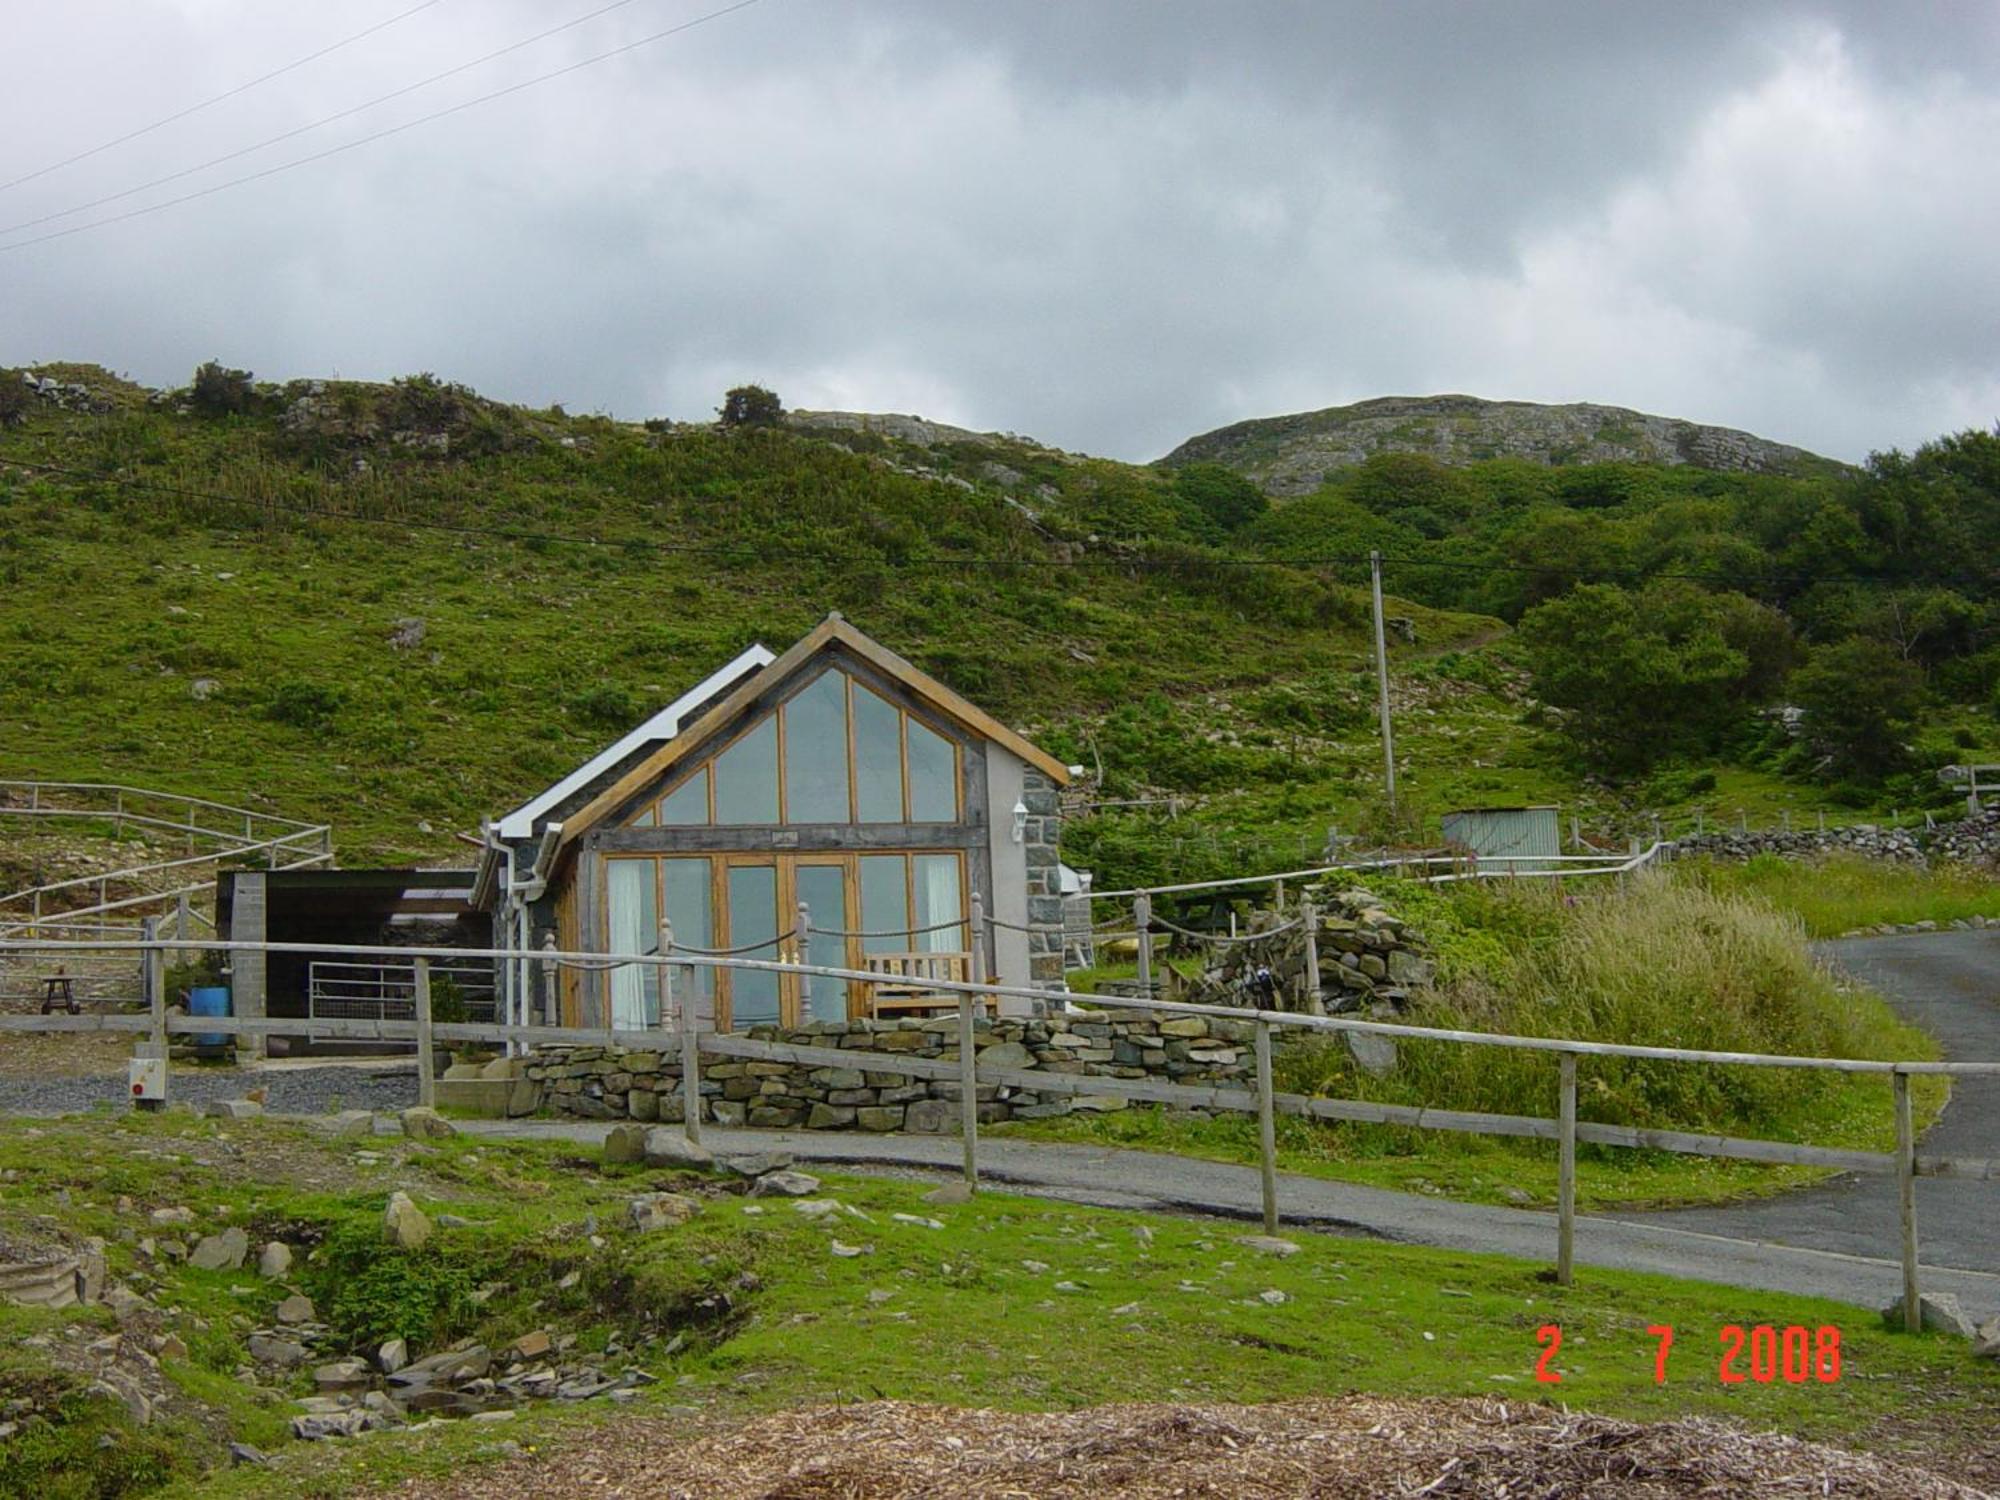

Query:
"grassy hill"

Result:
[[0, 363, 1990, 881]]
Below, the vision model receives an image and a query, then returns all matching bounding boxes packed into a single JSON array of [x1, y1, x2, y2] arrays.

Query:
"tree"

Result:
[[718, 384, 783, 429], [1788, 638, 1925, 781], [189, 360, 254, 417], [1171, 462, 1268, 535]]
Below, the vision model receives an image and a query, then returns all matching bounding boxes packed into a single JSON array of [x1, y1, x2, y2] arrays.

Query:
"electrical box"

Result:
[[128, 1056, 167, 1109]]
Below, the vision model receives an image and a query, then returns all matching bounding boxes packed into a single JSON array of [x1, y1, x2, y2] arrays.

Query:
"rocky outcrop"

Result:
[[1162, 394, 1837, 496]]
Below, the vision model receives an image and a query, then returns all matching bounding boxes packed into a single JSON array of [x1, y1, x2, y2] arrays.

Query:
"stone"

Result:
[[399, 1106, 456, 1140], [794, 1200, 842, 1219], [922, 1182, 973, 1207], [628, 1193, 699, 1233], [1158, 1018, 1209, 1038], [642, 1128, 715, 1169], [603, 1123, 648, 1164], [1237, 1235, 1301, 1258], [1881, 1291, 1977, 1339], [205, 1099, 263, 1119], [102, 1284, 149, 1320], [1974, 1317, 2000, 1360], [512, 1329, 552, 1359], [189, 1227, 250, 1271], [314, 1358, 372, 1392], [904, 1099, 958, 1135], [228, 1442, 270, 1467], [156, 1332, 189, 1361], [1346, 1031, 1398, 1078], [1258, 1289, 1290, 1305], [830, 1240, 871, 1258], [276, 1292, 315, 1324], [975, 1041, 1033, 1070], [806, 1104, 856, 1130], [719, 1152, 794, 1178], [291, 1412, 366, 1441], [378, 1337, 408, 1374], [749, 1170, 822, 1198], [856, 1106, 905, 1132], [384, 1192, 432, 1250], [257, 1241, 293, 1279]]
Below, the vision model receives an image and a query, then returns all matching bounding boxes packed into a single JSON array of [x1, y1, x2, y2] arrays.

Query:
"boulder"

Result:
[[377, 1337, 408, 1374], [903, 1099, 958, 1135], [1237, 1235, 1301, 1257], [1346, 1031, 1398, 1078], [1974, 1317, 2000, 1360], [642, 1128, 715, 1170], [189, 1227, 250, 1272], [204, 1099, 263, 1119], [719, 1151, 794, 1178], [399, 1106, 456, 1140], [603, 1123, 648, 1165], [257, 1242, 293, 1279], [248, 1333, 308, 1367], [383, 1192, 432, 1250], [628, 1193, 699, 1233], [749, 1170, 822, 1198], [314, 1358, 372, 1392], [1882, 1291, 1977, 1339], [276, 1292, 316, 1324]]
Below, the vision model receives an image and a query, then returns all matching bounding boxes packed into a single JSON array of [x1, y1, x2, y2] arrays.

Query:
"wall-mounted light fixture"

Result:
[[1011, 797, 1029, 844]]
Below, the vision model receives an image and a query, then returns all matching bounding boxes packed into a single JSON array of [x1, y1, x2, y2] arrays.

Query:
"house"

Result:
[[471, 614, 1071, 1031]]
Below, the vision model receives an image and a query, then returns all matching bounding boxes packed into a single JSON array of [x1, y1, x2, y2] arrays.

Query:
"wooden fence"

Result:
[[1, 927, 1994, 1331]]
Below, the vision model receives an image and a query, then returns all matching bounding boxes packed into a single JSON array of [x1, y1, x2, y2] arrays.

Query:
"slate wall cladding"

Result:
[[1021, 767, 1065, 987], [527, 1007, 1269, 1130]]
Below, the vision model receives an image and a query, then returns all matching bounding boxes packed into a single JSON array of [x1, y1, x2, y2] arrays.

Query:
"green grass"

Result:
[[0, 1111, 1991, 1499], [1681, 853, 2000, 939], [1022, 877, 1945, 1210]]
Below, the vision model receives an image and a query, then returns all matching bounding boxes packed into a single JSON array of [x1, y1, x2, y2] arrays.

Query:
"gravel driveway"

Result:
[[0, 1059, 419, 1116]]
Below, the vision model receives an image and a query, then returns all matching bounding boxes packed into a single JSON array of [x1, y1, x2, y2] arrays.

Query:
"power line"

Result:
[[0, 0, 765, 251], [0, 0, 445, 196], [7, 455, 1998, 592]]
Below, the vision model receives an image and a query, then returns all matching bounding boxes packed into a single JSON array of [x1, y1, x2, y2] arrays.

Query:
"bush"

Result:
[[263, 678, 347, 730], [1788, 637, 1925, 782], [307, 1215, 477, 1349], [718, 384, 783, 429], [0, 371, 30, 426], [571, 683, 640, 729], [188, 360, 254, 417]]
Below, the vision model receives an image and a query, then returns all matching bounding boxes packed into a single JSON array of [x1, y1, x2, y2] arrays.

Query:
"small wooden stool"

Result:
[[40, 974, 79, 1016]]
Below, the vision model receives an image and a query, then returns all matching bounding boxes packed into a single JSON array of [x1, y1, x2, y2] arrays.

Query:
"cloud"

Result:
[[0, 1, 1994, 465]]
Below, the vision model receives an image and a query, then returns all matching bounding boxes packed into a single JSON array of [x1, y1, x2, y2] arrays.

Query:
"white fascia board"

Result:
[[494, 643, 775, 840]]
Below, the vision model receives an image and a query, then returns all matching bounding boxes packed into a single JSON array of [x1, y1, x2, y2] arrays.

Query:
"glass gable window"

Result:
[[783, 671, 850, 822], [627, 669, 960, 827], [711, 715, 779, 824]]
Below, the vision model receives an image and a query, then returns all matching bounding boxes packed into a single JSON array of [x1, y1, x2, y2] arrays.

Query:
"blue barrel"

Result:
[[188, 986, 231, 1050]]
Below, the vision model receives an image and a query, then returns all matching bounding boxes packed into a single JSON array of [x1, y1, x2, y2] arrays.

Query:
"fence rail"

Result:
[[0, 926, 1987, 1328]]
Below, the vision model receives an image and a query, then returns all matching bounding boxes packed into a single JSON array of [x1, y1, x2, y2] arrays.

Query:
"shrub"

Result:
[[188, 360, 254, 417], [0, 370, 30, 426], [571, 683, 640, 729], [263, 678, 347, 730], [718, 384, 783, 429], [307, 1215, 477, 1349]]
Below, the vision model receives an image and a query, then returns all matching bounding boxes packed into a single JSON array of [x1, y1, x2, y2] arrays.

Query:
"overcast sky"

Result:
[[3, 1, 1997, 463]]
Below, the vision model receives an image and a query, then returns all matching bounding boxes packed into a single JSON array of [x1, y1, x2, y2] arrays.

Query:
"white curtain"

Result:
[[607, 862, 653, 1030], [917, 856, 962, 953]]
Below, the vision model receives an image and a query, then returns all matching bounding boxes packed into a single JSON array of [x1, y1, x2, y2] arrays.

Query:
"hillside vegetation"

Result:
[[0, 363, 1995, 880]]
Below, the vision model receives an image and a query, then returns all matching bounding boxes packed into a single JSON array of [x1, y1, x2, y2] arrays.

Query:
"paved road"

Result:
[[458, 1116, 2000, 1322], [1610, 930, 2000, 1277]]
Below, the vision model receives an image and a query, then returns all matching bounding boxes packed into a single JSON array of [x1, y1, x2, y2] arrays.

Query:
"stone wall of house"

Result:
[[1022, 768, 1065, 988], [526, 1008, 1262, 1130]]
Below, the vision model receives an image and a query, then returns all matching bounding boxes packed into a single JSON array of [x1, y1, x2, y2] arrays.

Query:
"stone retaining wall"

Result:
[[527, 1009, 1266, 1131]]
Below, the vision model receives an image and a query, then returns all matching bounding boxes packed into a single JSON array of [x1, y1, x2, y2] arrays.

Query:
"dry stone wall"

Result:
[[528, 1009, 1262, 1131]]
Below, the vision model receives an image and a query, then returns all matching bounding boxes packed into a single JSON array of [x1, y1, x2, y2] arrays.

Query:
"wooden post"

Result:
[[1895, 1069, 1919, 1332], [678, 916, 702, 1147], [962, 897, 986, 1189], [143, 915, 167, 1056], [186, 804, 196, 856], [538, 933, 558, 1028], [414, 957, 435, 1109], [175, 890, 191, 942], [1254, 1019, 1279, 1234], [1370, 549, 1397, 810], [1300, 897, 1322, 1015], [1134, 892, 1153, 995], [1557, 1052, 1577, 1286], [1695, 808, 1705, 837]]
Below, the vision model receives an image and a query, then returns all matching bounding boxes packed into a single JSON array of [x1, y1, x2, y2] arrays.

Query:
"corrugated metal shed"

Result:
[[1439, 806, 1561, 873]]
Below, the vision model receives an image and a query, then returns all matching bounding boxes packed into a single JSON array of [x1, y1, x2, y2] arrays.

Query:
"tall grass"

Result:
[[1279, 878, 1939, 1143], [1678, 853, 2000, 938]]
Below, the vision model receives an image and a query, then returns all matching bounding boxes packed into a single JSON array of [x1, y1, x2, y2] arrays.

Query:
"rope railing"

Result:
[[667, 928, 799, 957], [1148, 913, 1304, 945], [813, 916, 969, 940]]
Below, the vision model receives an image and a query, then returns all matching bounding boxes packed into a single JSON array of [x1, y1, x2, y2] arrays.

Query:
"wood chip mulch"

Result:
[[385, 1395, 1996, 1499]]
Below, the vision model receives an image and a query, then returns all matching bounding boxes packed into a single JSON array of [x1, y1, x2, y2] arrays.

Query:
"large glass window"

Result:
[[712, 716, 778, 824], [658, 768, 708, 826], [906, 717, 957, 823], [852, 685, 903, 823], [661, 857, 713, 1020], [726, 864, 781, 1024], [625, 670, 961, 827], [783, 672, 849, 822], [858, 854, 909, 957], [795, 862, 850, 1022], [912, 854, 964, 953]]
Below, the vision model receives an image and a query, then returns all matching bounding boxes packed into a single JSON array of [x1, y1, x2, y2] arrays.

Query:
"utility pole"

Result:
[[1370, 550, 1397, 811]]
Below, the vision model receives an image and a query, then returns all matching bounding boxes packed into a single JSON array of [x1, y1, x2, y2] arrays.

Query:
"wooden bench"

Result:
[[862, 951, 990, 1018]]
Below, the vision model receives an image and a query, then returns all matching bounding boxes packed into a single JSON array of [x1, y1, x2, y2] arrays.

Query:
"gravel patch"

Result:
[[0, 1064, 417, 1116]]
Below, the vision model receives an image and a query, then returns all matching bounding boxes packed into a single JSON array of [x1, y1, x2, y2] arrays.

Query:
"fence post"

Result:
[[1895, 1069, 1919, 1332], [538, 933, 558, 1028], [186, 804, 196, 856], [796, 901, 813, 1023], [414, 957, 435, 1109], [962, 896, 986, 1189], [1557, 1052, 1576, 1286], [1299, 897, 1322, 1015], [677, 918, 702, 1147], [143, 915, 166, 1053], [1134, 892, 1153, 996], [1254, 1018, 1279, 1234], [175, 890, 191, 942]]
